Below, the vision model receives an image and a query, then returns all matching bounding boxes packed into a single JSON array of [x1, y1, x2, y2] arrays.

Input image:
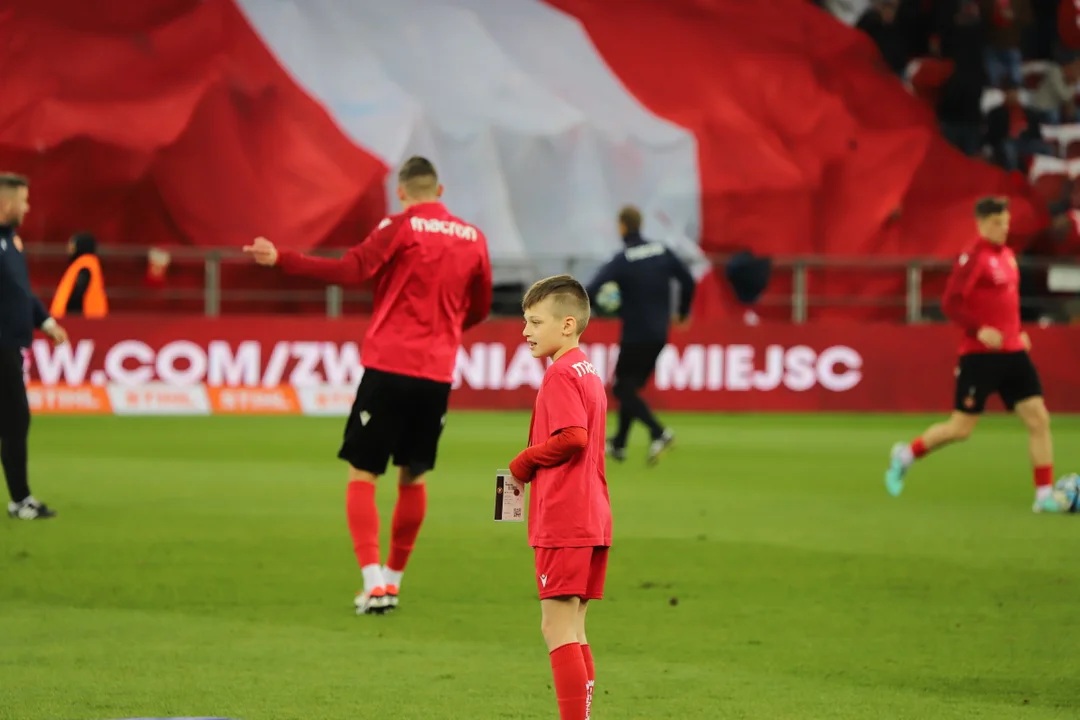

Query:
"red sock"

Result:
[[580, 644, 595, 720], [346, 481, 381, 568], [549, 642, 588, 720], [387, 483, 427, 574], [910, 437, 928, 459], [1034, 465, 1054, 488]]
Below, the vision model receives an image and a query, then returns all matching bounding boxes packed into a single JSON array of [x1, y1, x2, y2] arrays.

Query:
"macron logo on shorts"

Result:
[[540, 574, 548, 588], [359, 411, 371, 426]]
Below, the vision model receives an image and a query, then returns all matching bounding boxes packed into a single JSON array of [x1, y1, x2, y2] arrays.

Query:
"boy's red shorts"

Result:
[[533, 546, 609, 600]]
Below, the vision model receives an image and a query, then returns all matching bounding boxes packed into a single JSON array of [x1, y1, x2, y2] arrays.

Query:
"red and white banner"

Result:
[[0, 0, 1049, 323], [23, 317, 1080, 415]]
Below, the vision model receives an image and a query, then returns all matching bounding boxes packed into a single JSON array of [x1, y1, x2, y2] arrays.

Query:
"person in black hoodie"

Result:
[[0, 173, 68, 520], [585, 206, 695, 467]]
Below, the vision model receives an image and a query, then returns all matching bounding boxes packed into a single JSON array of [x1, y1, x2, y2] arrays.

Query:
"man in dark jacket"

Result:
[[586, 206, 695, 466], [0, 173, 68, 519]]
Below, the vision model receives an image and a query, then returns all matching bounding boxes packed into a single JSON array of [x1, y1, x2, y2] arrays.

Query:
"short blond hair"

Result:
[[397, 156, 438, 199], [522, 274, 591, 334]]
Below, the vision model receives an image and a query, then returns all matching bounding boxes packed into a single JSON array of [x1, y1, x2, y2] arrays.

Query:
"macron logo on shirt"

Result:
[[410, 217, 479, 241]]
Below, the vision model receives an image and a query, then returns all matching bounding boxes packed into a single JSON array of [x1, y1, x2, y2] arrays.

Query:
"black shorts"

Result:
[[614, 341, 666, 390], [339, 368, 452, 476], [954, 351, 1043, 414]]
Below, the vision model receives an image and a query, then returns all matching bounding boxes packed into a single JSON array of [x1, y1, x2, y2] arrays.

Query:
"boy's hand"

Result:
[[509, 452, 534, 484]]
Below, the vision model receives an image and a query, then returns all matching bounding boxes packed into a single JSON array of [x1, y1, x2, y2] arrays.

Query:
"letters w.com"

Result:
[[28, 339, 863, 393]]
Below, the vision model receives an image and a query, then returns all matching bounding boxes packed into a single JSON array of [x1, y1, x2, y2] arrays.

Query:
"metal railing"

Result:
[[23, 245, 1080, 323]]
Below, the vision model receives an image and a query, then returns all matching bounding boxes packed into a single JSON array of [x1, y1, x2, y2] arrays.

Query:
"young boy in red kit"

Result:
[[508, 274, 612, 720]]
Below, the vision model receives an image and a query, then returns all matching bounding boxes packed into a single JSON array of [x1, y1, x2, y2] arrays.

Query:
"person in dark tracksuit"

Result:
[[0, 173, 68, 519], [586, 206, 695, 466]]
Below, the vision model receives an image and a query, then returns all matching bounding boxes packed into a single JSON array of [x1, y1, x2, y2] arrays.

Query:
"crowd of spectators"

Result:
[[845, 0, 1080, 319]]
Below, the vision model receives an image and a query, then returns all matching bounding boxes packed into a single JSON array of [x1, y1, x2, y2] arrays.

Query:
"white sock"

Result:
[[1035, 485, 1053, 502], [383, 566, 403, 589], [361, 564, 385, 593], [895, 444, 914, 468]]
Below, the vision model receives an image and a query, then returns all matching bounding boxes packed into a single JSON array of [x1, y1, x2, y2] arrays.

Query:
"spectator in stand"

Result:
[[1058, 0, 1080, 52], [986, 79, 1057, 169], [49, 232, 108, 319], [857, 0, 910, 74], [982, 0, 1032, 87], [145, 248, 171, 290], [1030, 54, 1080, 122], [1026, 0, 1059, 60], [936, 0, 988, 155]]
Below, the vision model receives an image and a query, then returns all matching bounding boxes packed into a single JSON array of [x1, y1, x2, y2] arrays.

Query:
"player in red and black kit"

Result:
[[884, 196, 1068, 513], [508, 275, 611, 720], [244, 157, 494, 612]]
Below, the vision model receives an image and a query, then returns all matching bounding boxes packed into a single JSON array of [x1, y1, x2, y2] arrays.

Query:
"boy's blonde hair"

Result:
[[522, 274, 591, 335]]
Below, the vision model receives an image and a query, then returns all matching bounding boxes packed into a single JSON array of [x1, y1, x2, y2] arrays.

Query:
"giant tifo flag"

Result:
[[0, 0, 1046, 318]]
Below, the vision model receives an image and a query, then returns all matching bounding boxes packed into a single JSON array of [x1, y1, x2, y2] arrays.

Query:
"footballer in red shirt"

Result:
[[508, 275, 611, 720], [244, 157, 493, 612], [884, 197, 1067, 512]]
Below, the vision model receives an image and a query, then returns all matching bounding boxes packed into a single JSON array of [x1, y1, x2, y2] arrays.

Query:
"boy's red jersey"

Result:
[[526, 347, 611, 548]]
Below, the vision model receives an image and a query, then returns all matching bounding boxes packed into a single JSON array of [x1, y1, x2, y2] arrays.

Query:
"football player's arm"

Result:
[[668, 249, 696, 320], [463, 244, 493, 331], [278, 221, 401, 285], [941, 252, 984, 334]]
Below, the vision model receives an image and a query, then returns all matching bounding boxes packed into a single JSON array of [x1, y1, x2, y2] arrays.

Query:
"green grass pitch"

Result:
[[1, 412, 1079, 720]]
